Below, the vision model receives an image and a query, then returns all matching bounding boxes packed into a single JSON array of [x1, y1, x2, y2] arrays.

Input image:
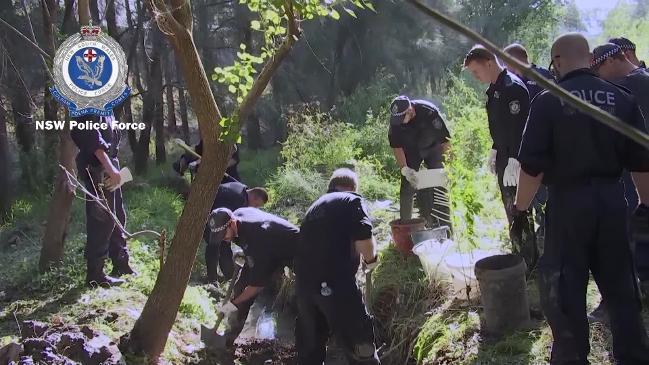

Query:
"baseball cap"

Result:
[[591, 43, 622, 69], [609, 37, 636, 51], [389, 95, 411, 126]]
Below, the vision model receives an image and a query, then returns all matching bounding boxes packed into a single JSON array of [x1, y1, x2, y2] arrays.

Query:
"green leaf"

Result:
[[251, 20, 261, 30], [330, 8, 340, 20], [366, 2, 376, 12], [344, 8, 357, 18], [228, 85, 237, 93], [240, 43, 246, 50]]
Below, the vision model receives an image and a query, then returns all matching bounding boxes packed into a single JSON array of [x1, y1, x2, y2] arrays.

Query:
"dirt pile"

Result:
[[234, 339, 296, 365], [0, 320, 124, 365]]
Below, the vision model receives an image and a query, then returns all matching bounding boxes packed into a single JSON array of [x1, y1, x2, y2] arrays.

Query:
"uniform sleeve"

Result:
[[388, 125, 404, 148], [435, 114, 451, 144], [70, 128, 109, 156], [350, 198, 373, 241], [518, 95, 552, 176], [625, 102, 649, 172], [503, 85, 531, 159]]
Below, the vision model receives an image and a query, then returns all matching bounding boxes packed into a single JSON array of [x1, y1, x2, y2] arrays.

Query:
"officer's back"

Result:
[[213, 181, 248, 211], [297, 191, 371, 288], [524, 69, 648, 185], [233, 207, 298, 261]]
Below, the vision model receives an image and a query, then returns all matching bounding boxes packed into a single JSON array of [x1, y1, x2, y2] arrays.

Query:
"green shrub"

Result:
[[355, 158, 398, 201], [238, 146, 282, 188], [356, 108, 399, 175], [266, 167, 328, 223], [336, 70, 400, 126]]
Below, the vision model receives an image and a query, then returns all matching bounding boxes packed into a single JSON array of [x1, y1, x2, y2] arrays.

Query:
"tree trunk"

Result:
[[42, 0, 60, 185], [89, 0, 100, 24], [175, 54, 190, 142], [39, 0, 90, 271], [10, 82, 38, 192], [164, 52, 177, 134], [61, 0, 76, 34], [153, 35, 166, 165], [236, 6, 262, 149], [247, 113, 262, 150], [0, 103, 10, 222], [124, 1, 301, 360]]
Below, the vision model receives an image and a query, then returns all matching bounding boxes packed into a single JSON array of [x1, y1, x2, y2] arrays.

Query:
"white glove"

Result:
[[401, 166, 418, 188], [364, 257, 379, 273], [503, 158, 521, 187], [188, 159, 200, 173], [216, 301, 238, 316], [488, 149, 497, 174]]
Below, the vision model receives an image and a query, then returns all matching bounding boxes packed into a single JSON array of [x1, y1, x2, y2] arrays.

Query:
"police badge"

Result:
[[509, 100, 521, 115], [51, 24, 130, 117]]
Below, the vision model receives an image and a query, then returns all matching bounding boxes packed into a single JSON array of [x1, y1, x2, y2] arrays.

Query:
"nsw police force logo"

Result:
[[51, 24, 130, 117]]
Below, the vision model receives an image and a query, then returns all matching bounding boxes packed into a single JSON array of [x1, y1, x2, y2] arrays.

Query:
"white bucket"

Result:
[[443, 250, 494, 300], [413, 238, 454, 282]]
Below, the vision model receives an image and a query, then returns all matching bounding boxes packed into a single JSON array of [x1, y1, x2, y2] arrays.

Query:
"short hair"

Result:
[[248, 187, 269, 203], [504, 43, 528, 61], [464, 45, 496, 66], [327, 168, 358, 192]]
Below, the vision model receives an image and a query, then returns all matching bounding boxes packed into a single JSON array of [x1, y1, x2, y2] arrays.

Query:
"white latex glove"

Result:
[[401, 166, 418, 188], [503, 158, 521, 187], [488, 149, 497, 174], [216, 301, 238, 317]]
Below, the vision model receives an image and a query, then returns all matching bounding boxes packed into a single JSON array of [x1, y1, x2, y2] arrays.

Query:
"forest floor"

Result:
[[1, 156, 647, 364]]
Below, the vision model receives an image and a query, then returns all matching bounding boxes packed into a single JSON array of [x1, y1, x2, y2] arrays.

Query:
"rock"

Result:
[[22, 338, 50, 355], [57, 332, 87, 360], [22, 320, 49, 339], [80, 326, 98, 339], [0, 342, 22, 364]]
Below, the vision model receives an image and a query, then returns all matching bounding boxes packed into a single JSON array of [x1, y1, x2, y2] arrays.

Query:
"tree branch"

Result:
[[0, 17, 52, 61], [407, 0, 649, 150]]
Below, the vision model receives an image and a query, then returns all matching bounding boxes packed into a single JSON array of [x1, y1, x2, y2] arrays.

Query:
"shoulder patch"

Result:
[[509, 100, 521, 115]]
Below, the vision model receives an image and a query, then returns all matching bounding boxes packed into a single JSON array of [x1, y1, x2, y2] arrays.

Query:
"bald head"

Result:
[[551, 33, 591, 77]]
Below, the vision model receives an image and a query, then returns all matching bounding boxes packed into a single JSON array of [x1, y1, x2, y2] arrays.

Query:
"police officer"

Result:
[[295, 168, 380, 364], [203, 206, 299, 348], [515, 32, 649, 364], [589, 42, 649, 322], [71, 115, 134, 288], [464, 45, 538, 271], [609, 37, 647, 69], [504, 43, 555, 99], [203, 182, 268, 282], [173, 140, 241, 181], [504, 42, 556, 256], [388, 95, 451, 229]]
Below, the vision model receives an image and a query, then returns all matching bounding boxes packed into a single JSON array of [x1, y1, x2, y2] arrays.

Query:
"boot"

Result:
[[86, 259, 125, 288], [110, 256, 138, 277]]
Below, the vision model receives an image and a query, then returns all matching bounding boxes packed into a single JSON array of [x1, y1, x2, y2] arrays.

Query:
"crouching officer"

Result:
[[204, 206, 299, 347], [388, 95, 451, 229], [204, 182, 268, 282], [70, 115, 135, 288], [464, 45, 538, 271], [295, 168, 380, 365], [515, 33, 649, 364]]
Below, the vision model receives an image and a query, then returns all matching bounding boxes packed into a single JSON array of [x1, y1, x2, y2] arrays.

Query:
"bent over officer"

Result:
[[295, 168, 380, 365], [71, 115, 135, 288], [609, 37, 647, 69], [464, 45, 538, 271], [203, 206, 299, 348], [389, 96, 451, 228], [515, 32, 649, 364], [203, 182, 268, 282]]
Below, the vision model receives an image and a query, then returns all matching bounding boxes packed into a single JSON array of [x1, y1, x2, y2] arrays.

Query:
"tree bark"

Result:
[[153, 33, 166, 165], [39, 0, 90, 271], [124, 0, 300, 360], [61, 0, 76, 34], [41, 0, 60, 185], [89, 0, 100, 24], [164, 52, 177, 134], [10, 79, 38, 192], [0, 103, 10, 222]]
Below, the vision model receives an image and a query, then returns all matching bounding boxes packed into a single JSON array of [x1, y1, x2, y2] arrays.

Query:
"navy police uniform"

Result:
[[295, 192, 380, 365], [518, 68, 649, 364], [204, 181, 249, 281], [222, 207, 298, 345], [388, 99, 451, 228], [174, 140, 240, 181], [71, 116, 130, 270], [486, 70, 538, 270], [523, 64, 555, 99]]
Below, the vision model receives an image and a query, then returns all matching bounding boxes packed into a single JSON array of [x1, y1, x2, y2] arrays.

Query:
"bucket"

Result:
[[390, 218, 427, 255], [475, 254, 530, 335], [412, 238, 454, 282], [443, 250, 493, 300]]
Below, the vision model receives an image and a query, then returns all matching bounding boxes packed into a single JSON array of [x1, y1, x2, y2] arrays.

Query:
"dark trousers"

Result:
[[623, 171, 649, 282], [295, 281, 380, 365], [496, 163, 538, 271], [539, 181, 649, 364], [81, 164, 128, 263], [532, 185, 547, 256], [203, 227, 234, 279]]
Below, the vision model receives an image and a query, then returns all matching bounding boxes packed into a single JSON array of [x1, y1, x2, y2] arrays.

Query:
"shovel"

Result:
[[201, 253, 246, 350]]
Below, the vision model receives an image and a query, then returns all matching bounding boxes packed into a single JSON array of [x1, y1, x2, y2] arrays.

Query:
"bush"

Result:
[[356, 108, 399, 175], [238, 146, 282, 188], [266, 168, 328, 223], [336, 70, 400, 126]]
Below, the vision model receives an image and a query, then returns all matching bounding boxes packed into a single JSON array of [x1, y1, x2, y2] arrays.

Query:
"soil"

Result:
[[235, 339, 296, 365]]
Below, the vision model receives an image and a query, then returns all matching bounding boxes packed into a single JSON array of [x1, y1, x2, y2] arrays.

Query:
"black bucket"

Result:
[[475, 254, 530, 335]]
